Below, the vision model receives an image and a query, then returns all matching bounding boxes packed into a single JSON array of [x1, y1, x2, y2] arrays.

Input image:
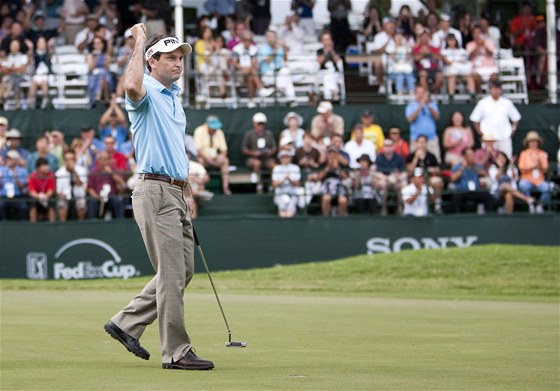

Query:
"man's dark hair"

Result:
[[36, 157, 49, 168], [145, 34, 168, 72]]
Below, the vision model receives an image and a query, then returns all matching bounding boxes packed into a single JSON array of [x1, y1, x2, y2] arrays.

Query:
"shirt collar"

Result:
[[144, 74, 181, 95]]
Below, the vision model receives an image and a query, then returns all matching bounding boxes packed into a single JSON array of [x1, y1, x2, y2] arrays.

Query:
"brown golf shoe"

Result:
[[162, 348, 214, 370]]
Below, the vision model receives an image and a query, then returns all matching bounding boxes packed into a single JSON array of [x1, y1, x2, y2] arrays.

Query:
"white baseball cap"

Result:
[[145, 37, 192, 61], [252, 112, 267, 123]]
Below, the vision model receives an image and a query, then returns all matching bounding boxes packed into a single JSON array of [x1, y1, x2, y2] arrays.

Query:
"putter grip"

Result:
[[193, 227, 200, 245]]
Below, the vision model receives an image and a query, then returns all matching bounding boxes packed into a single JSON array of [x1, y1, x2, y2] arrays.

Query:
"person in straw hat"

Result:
[[517, 131, 552, 213]]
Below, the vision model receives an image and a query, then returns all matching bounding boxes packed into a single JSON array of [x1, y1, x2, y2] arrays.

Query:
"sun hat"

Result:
[[0, 116, 8, 126], [413, 167, 425, 177], [6, 150, 20, 160], [523, 130, 543, 146], [278, 150, 291, 159], [145, 36, 192, 61], [356, 153, 372, 165], [283, 111, 303, 127]]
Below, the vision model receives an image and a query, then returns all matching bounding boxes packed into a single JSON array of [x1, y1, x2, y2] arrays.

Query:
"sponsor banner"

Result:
[[1, 215, 559, 279]]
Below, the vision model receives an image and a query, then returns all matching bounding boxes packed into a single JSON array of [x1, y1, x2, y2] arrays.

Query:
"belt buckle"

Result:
[[169, 178, 176, 186]]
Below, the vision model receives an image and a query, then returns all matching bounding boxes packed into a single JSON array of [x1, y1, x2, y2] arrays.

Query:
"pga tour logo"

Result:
[[26, 238, 139, 280]]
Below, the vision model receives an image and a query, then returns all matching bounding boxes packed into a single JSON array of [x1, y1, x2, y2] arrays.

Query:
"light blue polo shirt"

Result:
[[405, 102, 439, 141], [126, 74, 189, 179]]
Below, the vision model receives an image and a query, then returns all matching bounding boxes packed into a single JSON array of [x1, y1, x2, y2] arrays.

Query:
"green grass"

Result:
[[1, 245, 559, 390]]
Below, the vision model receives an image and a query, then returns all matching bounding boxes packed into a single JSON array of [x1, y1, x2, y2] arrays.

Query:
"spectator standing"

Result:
[[469, 81, 521, 158], [450, 148, 494, 214], [199, 34, 231, 99], [193, 115, 232, 195], [527, 14, 547, 89], [395, 5, 415, 37], [74, 14, 98, 52], [114, 29, 135, 103], [401, 167, 432, 217], [249, 0, 271, 35], [318, 146, 349, 217], [344, 124, 376, 170], [0, 150, 28, 220], [60, 0, 89, 45], [356, 109, 384, 153], [56, 149, 88, 221], [316, 31, 342, 101], [26, 135, 58, 174], [327, 0, 352, 54], [291, 0, 315, 36], [28, 157, 56, 222], [374, 139, 408, 215], [86, 151, 125, 219], [272, 150, 302, 218], [351, 153, 378, 214], [509, 2, 536, 53], [241, 112, 277, 192], [388, 127, 410, 159], [27, 13, 61, 47], [405, 135, 444, 214], [310, 100, 344, 145], [442, 111, 474, 167], [405, 86, 441, 162], [479, 13, 501, 52], [517, 131, 552, 214]]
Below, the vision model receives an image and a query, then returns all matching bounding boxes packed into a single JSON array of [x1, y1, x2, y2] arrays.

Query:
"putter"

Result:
[[193, 227, 247, 348]]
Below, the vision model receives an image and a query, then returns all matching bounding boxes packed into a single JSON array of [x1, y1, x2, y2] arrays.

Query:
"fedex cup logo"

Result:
[[51, 238, 139, 280]]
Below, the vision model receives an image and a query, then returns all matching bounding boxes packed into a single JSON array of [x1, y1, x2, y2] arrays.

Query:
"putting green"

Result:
[[1, 290, 558, 390]]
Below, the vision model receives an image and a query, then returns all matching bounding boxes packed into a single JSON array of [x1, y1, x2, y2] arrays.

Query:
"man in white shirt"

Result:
[[469, 81, 521, 158], [56, 150, 88, 221], [431, 13, 462, 49], [367, 17, 396, 93], [401, 167, 432, 216], [344, 124, 376, 169]]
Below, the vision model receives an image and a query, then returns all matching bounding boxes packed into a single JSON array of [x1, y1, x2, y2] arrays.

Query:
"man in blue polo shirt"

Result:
[[405, 85, 441, 163], [103, 24, 214, 371]]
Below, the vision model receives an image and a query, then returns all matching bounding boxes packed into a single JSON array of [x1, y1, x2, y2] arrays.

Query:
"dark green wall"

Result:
[[2, 103, 559, 166], [1, 215, 558, 280]]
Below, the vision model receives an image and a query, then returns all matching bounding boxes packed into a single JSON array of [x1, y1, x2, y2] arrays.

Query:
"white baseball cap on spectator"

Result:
[[6, 129, 21, 138], [440, 13, 451, 22], [317, 101, 333, 114], [0, 116, 8, 126], [252, 112, 267, 123], [7, 150, 21, 160]]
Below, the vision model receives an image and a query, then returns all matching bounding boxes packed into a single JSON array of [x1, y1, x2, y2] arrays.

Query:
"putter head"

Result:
[[226, 341, 247, 348]]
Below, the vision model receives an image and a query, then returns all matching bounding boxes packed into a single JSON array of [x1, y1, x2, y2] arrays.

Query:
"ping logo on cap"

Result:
[[145, 37, 192, 60]]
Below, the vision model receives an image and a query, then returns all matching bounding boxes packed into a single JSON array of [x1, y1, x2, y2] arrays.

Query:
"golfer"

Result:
[[103, 23, 214, 370]]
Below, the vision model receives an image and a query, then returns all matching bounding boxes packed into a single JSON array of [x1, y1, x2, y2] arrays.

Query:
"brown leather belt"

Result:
[[138, 173, 187, 188]]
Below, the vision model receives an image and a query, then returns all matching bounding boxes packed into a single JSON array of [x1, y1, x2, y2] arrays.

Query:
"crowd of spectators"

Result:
[[1, 80, 556, 222], [0, 1, 558, 221], [0, 1, 557, 109]]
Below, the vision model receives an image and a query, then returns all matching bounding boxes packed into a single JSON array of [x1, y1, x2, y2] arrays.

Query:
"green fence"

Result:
[[1, 215, 558, 280]]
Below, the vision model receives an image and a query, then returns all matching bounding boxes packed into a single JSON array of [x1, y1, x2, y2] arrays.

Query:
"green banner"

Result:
[[1, 215, 558, 280]]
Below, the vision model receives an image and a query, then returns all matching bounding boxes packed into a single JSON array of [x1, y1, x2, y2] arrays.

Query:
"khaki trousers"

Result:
[[111, 177, 194, 363]]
